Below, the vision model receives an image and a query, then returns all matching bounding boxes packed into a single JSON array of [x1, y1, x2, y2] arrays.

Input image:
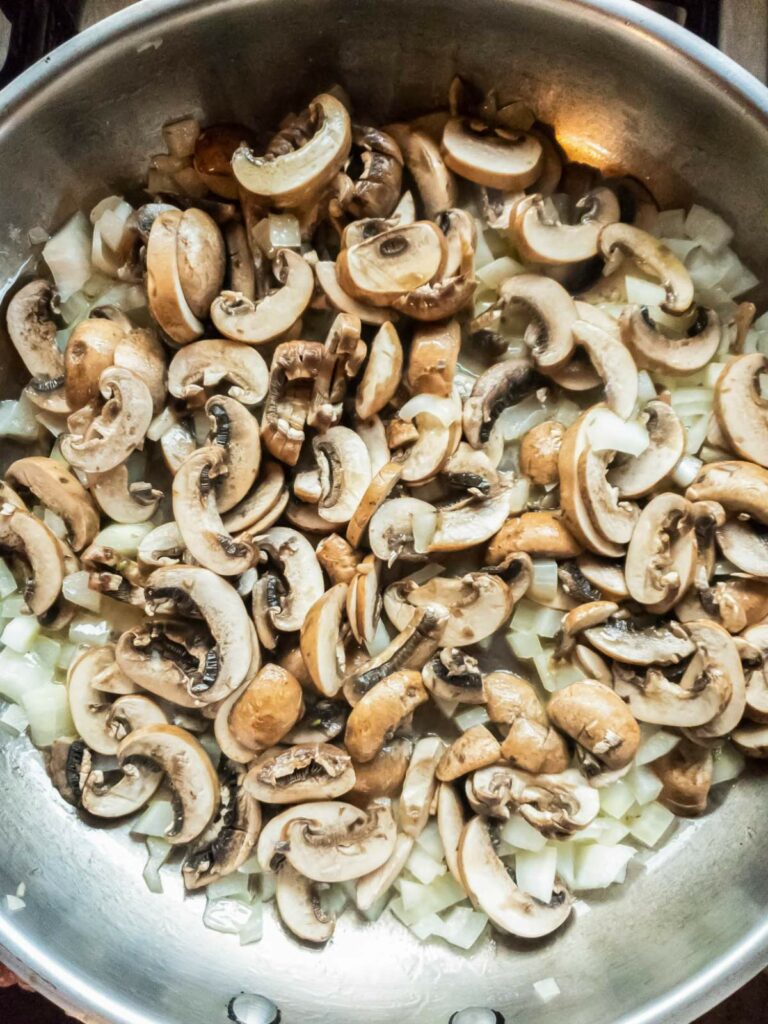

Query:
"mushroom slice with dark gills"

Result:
[[383, 570, 517, 647], [6, 456, 99, 552], [620, 304, 721, 375], [714, 353, 768, 468], [172, 445, 256, 576], [468, 765, 599, 838], [183, 765, 262, 889], [88, 464, 162, 525], [222, 461, 287, 535], [599, 223, 694, 315], [422, 648, 486, 704], [66, 645, 123, 755], [6, 279, 68, 411], [307, 313, 366, 432], [346, 124, 403, 219], [458, 815, 572, 938], [609, 400, 686, 500], [105, 694, 167, 742], [284, 696, 349, 745], [462, 356, 540, 448], [276, 861, 337, 944], [141, 565, 253, 702], [0, 504, 64, 615], [493, 274, 577, 372], [391, 209, 477, 321], [260, 339, 325, 466], [77, 742, 164, 819], [624, 493, 696, 613], [682, 620, 746, 744], [583, 615, 695, 666], [253, 525, 324, 638], [244, 743, 356, 804], [313, 426, 372, 524], [342, 603, 449, 705], [168, 339, 268, 407], [60, 367, 154, 474], [337, 221, 448, 306], [513, 187, 620, 265], [117, 724, 220, 843], [204, 395, 261, 513], [211, 250, 314, 344]]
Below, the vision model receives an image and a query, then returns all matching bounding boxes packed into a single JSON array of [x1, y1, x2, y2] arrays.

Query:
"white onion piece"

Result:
[[0, 558, 17, 599], [528, 559, 558, 604], [628, 764, 663, 805], [496, 394, 553, 442], [1, 595, 25, 618], [131, 798, 175, 838], [4, 895, 25, 912], [454, 706, 490, 732], [508, 631, 543, 660], [661, 238, 699, 261], [415, 820, 444, 861], [207, 873, 252, 901], [500, 814, 548, 853], [587, 410, 649, 456], [515, 847, 556, 904], [43, 212, 92, 302], [0, 397, 40, 441], [398, 392, 461, 426], [62, 572, 103, 613], [683, 415, 709, 455], [573, 843, 635, 890], [599, 780, 635, 820], [685, 204, 733, 253], [0, 704, 29, 736], [411, 510, 438, 554], [624, 276, 666, 306], [0, 649, 54, 702], [94, 522, 154, 556], [533, 978, 561, 1004], [1, 615, 41, 654], [406, 846, 446, 885], [636, 370, 657, 404], [143, 837, 172, 894], [654, 209, 686, 238], [365, 614, 392, 658], [203, 897, 255, 935], [507, 475, 531, 514], [31, 636, 61, 669], [437, 905, 488, 950], [627, 802, 675, 847], [397, 873, 466, 919], [21, 683, 74, 747], [476, 255, 524, 289], [711, 743, 745, 785], [636, 728, 680, 766], [68, 616, 112, 647], [671, 454, 703, 489]]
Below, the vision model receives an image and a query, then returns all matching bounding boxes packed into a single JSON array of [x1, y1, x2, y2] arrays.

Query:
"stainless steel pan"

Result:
[[1, 2, 768, 1023]]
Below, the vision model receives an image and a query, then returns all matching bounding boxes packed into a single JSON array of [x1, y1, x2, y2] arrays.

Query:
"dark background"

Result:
[[1, 970, 767, 1023]]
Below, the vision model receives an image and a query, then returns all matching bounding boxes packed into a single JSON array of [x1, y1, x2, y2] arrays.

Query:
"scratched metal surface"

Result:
[[1, 3, 768, 1024]]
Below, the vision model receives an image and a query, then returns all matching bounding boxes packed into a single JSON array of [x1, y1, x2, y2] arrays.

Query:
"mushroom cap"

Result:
[[714, 353, 768, 468], [578, 445, 639, 546], [6, 279, 63, 380], [497, 274, 577, 371], [462, 356, 538, 449], [429, 486, 515, 553], [486, 510, 582, 562], [406, 319, 461, 399], [229, 663, 304, 752], [441, 118, 543, 190], [244, 743, 355, 804], [64, 317, 125, 410], [547, 678, 640, 770], [436, 724, 501, 781], [621, 305, 721, 375], [686, 461, 768, 525], [344, 669, 427, 763], [458, 815, 571, 938], [232, 93, 352, 207], [599, 222, 694, 315], [315, 260, 393, 325], [80, 753, 163, 819], [168, 339, 269, 407], [0, 505, 64, 615], [175, 208, 226, 320], [337, 221, 447, 306], [653, 738, 713, 815], [118, 724, 220, 843], [520, 420, 564, 486], [6, 456, 99, 552]]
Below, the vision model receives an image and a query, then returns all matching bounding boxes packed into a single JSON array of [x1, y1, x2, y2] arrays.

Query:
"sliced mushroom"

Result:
[[677, 576, 768, 634], [64, 317, 125, 410], [486, 511, 582, 563], [578, 445, 640, 546], [244, 743, 355, 804], [117, 724, 220, 843], [584, 616, 695, 666], [571, 321, 638, 420], [621, 305, 721, 375], [355, 831, 415, 912], [405, 320, 461, 398], [514, 187, 620, 264], [345, 670, 427, 763], [66, 646, 120, 755], [683, 620, 746, 743], [741, 624, 768, 723], [146, 210, 204, 343], [307, 313, 366, 432], [183, 767, 262, 889], [625, 493, 695, 611], [391, 209, 476, 321], [314, 260, 392, 325], [599, 223, 694, 315], [315, 533, 361, 585], [0, 505, 64, 615], [717, 518, 768, 578], [609, 401, 685, 499], [175, 207, 226, 319], [346, 124, 404, 219], [422, 648, 485, 704], [168, 339, 269, 407], [337, 221, 447, 306], [116, 622, 213, 709], [429, 486, 515, 553], [300, 582, 348, 697], [137, 522, 185, 569], [436, 725, 501, 782], [6, 279, 64, 385], [88, 465, 162, 525], [223, 461, 287, 533], [60, 368, 153, 474], [6, 456, 99, 552], [275, 861, 336, 943], [686, 461, 768, 525], [255, 525, 324, 632], [495, 275, 577, 371], [399, 735, 446, 838], [714, 353, 768, 467], [367, 495, 435, 564], [172, 445, 256, 575], [228, 663, 304, 752], [519, 420, 565, 487], [653, 739, 713, 815], [462, 356, 538, 448], [79, 746, 163, 818], [347, 554, 381, 645], [441, 118, 542, 190], [205, 395, 261, 513], [143, 565, 253, 701], [354, 322, 403, 420], [232, 93, 351, 206], [574, 554, 629, 601], [397, 399, 461, 486], [482, 672, 571, 774], [211, 250, 314, 344], [547, 678, 640, 772], [384, 570, 516, 647], [732, 723, 768, 759], [346, 461, 403, 549], [386, 125, 457, 218], [313, 426, 372, 523], [260, 340, 324, 466], [343, 604, 448, 703], [458, 815, 571, 938], [105, 693, 167, 741], [349, 738, 412, 801], [436, 782, 467, 891]]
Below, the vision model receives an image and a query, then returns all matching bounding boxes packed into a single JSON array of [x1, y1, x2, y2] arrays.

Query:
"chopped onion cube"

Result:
[[454, 706, 490, 732], [0, 648, 54, 702], [269, 213, 302, 250], [415, 820, 445, 862], [636, 727, 680, 766], [599, 780, 635, 820], [587, 409, 649, 457], [131, 797, 175, 838], [437, 905, 488, 949], [515, 847, 556, 904], [206, 872, 252, 902], [711, 742, 745, 785], [0, 703, 29, 736], [21, 683, 74, 747], [496, 393, 553, 442], [1, 594, 26, 618], [406, 846, 446, 886], [683, 414, 710, 455], [63, 571, 103, 613], [0, 396, 40, 441], [573, 843, 635, 890], [203, 897, 254, 935], [411, 510, 437, 554], [476, 254, 524, 289], [661, 237, 699, 261], [237, 854, 262, 875], [238, 901, 264, 945], [56, 642, 78, 671], [398, 874, 466, 919], [407, 910, 444, 941], [94, 522, 154, 556], [506, 475, 531, 514], [685, 204, 733, 252], [554, 842, 576, 887], [143, 837, 171, 894], [508, 631, 543, 659], [500, 814, 548, 853], [1, 614, 40, 653], [636, 370, 657, 404], [260, 873, 277, 902], [626, 802, 675, 847], [68, 616, 112, 647], [365, 615, 392, 658], [43, 212, 92, 301], [528, 559, 558, 604], [654, 209, 686, 238], [671, 454, 703, 488], [625, 275, 666, 306], [628, 764, 664, 805], [533, 977, 561, 1004], [0, 558, 17, 600], [4, 894, 25, 912]]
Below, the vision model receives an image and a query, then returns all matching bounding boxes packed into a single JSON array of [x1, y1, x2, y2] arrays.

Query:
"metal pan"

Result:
[[1, 2, 768, 1022]]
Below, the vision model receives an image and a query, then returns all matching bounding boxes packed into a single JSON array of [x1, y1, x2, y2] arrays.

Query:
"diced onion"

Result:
[[397, 873, 466, 920], [207, 873, 252, 902], [131, 798, 175, 838], [406, 846, 446, 885], [5, 895, 25, 912], [685, 204, 733, 253], [501, 815, 548, 853], [528, 559, 558, 604], [43, 212, 92, 301], [636, 727, 680, 766], [398, 393, 460, 426], [476, 255, 524, 289], [628, 764, 663, 805], [411, 510, 437, 554], [711, 742, 745, 785], [599, 781, 635, 820], [68, 616, 112, 647], [147, 406, 179, 442], [21, 683, 74, 747], [636, 370, 657, 405], [0, 396, 40, 441], [660, 237, 699, 261], [143, 837, 171, 894], [573, 843, 635, 890], [654, 209, 686, 238], [0, 649, 54, 702], [436, 905, 488, 950], [31, 636, 61, 668], [515, 847, 556, 904], [0, 703, 30, 736], [260, 874, 277, 902], [62, 571, 102, 613], [0, 558, 17, 599], [671, 454, 703, 489], [1, 594, 25, 618], [496, 394, 553, 442], [237, 854, 262, 875], [404, 910, 443, 941], [416, 821, 445, 862], [506, 475, 531, 514], [454, 706, 490, 732], [1, 615, 41, 654], [237, 901, 264, 945], [203, 897, 255, 935], [508, 630, 543, 660], [269, 213, 302, 250], [683, 415, 709, 455], [670, 387, 714, 414], [626, 802, 675, 847], [587, 409, 649, 457], [162, 118, 201, 158], [554, 842, 576, 886], [94, 522, 154, 556], [533, 978, 561, 1004], [625, 275, 666, 306], [365, 615, 392, 658]]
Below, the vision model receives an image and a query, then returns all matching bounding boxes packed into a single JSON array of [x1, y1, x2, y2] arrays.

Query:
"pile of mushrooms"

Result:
[[3, 77, 766, 949]]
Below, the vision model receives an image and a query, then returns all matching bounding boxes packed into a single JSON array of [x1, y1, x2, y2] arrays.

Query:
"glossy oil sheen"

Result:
[[1, 2, 768, 1024]]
